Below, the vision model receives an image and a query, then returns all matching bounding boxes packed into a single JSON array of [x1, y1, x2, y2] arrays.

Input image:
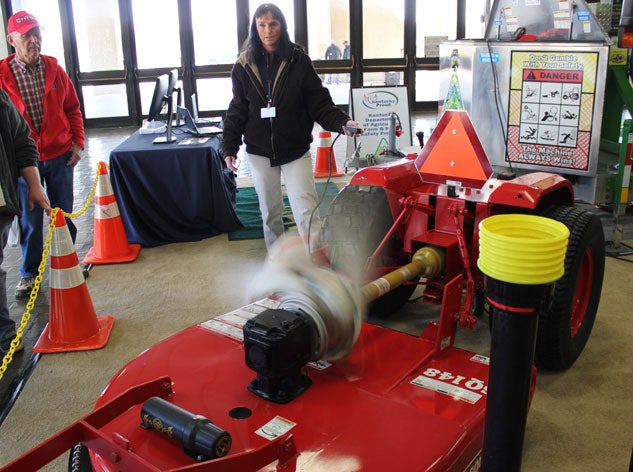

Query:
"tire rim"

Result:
[[570, 247, 594, 338]]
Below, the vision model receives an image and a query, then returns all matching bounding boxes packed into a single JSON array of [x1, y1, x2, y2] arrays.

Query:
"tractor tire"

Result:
[[321, 185, 417, 317], [68, 443, 92, 472], [535, 206, 605, 370]]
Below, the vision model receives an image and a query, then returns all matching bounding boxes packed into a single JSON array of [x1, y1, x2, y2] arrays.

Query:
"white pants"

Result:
[[247, 151, 322, 251]]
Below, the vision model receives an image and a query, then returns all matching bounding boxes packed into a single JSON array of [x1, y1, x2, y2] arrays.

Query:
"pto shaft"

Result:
[[360, 246, 444, 303]]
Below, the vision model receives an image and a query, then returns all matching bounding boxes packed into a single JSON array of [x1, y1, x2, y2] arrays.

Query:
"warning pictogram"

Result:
[[506, 51, 598, 172]]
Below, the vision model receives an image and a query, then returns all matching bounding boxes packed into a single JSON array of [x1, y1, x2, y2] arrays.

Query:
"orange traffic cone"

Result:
[[34, 210, 114, 353], [314, 131, 343, 178], [83, 161, 141, 265]]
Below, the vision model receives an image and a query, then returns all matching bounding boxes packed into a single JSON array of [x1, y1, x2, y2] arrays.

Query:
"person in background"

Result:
[[222, 3, 360, 252], [0, 10, 85, 300], [342, 40, 350, 82], [325, 40, 342, 84], [0, 89, 50, 353]]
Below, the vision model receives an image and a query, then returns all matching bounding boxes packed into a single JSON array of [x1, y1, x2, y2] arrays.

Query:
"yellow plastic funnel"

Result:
[[477, 214, 570, 285]]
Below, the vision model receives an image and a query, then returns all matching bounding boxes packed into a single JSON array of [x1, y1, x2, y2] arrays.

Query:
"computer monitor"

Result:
[[168, 69, 183, 127], [149, 70, 179, 144], [147, 73, 170, 123]]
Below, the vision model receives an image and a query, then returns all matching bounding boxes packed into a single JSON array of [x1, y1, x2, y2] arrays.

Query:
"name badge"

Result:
[[261, 106, 276, 118]]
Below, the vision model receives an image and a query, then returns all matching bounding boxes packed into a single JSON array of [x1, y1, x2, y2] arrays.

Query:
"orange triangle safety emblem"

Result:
[[415, 110, 494, 189]]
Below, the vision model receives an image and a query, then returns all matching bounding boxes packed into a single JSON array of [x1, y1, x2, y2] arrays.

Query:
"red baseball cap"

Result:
[[7, 11, 41, 35]]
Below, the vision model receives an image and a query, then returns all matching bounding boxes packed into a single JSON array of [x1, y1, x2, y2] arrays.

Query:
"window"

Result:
[[416, 1, 457, 58], [6, 0, 463, 126], [191, 0, 238, 65], [415, 70, 442, 102], [465, 0, 488, 39], [196, 77, 233, 111], [82, 84, 128, 118], [132, 0, 181, 69], [306, 0, 349, 61], [73, 0, 124, 72], [362, 0, 405, 59]]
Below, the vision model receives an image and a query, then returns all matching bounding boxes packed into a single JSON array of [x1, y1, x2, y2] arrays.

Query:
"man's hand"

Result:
[[28, 184, 51, 213], [67, 144, 82, 167], [20, 166, 51, 213]]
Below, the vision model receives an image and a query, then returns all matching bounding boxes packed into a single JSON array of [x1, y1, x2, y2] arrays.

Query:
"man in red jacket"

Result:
[[0, 11, 85, 299]]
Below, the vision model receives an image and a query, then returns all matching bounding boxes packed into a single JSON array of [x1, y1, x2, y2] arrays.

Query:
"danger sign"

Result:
[[506, 51, 599, 172], [523, 69, 583, 83]]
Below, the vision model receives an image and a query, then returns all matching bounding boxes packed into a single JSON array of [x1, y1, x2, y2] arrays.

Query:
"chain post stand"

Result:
[[0, 165, 101, 379]]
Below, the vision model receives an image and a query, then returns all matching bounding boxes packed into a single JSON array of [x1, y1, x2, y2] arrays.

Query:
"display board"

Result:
[[347, 86, 412, 158]]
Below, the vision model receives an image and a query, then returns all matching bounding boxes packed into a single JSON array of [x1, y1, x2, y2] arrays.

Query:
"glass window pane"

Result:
[[73, 0, 124, 72], [465, 0, 488, 39], [362, 0, 404, 59], [140, 81, 160, 116], [416, 1, 456, 58], [191, 0, 238, 65], [363, 71, 403, 87], [415, 70, 442, 103], [248, 0, 295, 41], [132, 0, 180, 69], [82, 84, 128, 118], [306, 0, 349, 62], [196, 78, 233, 112], [10, 0, 66, 70], [324, 82, 350, 106]]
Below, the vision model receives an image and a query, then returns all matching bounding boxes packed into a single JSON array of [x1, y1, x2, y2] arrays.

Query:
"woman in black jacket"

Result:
[[223, 3, 360, 251]]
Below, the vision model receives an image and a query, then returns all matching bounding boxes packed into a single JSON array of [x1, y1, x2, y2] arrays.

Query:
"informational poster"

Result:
[[348, 86, 411, 158], [506, 51, 599, 171]]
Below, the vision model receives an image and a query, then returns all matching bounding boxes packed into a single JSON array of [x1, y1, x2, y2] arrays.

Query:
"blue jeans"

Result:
[[0, 216, 16, 342], [18, 151, 76, 278]]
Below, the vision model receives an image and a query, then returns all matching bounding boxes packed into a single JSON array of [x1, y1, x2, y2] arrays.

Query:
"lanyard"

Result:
[[267, 79, 273, 105]]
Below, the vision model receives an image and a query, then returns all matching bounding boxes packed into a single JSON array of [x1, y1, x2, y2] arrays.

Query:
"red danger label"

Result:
[[523, 69, 583, 83]]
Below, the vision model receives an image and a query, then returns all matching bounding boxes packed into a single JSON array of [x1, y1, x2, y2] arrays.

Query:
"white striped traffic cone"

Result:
[[314, 130, 343, 177], [83, 161, 140, 265], [34, 209, 114, 353]]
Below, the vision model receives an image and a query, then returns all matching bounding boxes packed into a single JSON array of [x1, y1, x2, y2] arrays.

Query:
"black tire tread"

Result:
[[535, 206, 605, 370]]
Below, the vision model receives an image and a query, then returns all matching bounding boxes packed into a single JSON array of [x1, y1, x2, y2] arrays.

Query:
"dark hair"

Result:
[[243, 3, 294, 61]]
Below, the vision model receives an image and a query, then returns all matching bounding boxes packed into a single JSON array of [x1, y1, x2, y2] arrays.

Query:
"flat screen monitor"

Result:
[[168, 68, 183, 127], [147, 73, 170, 123], [167, 68, 178, 97], [149, 72, 177, 144]]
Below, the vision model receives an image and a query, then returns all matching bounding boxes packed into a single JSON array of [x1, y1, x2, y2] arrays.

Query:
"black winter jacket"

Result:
[[0, 89, 39, 217], [222, 45, 350, 166]]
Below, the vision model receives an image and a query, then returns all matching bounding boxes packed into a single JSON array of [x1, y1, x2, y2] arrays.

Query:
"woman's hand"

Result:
[[225, 155, 239, 172], [343, 120, 362, 137]]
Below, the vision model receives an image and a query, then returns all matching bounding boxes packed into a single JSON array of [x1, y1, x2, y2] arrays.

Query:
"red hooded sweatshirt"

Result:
[[0, 53, 84, 161]]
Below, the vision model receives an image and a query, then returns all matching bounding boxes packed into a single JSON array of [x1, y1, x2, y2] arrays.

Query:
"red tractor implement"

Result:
[[1, 111, 605, 472]]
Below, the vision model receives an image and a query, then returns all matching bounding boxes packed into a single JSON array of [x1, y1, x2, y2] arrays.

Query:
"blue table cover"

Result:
[[108, 131, 242, 247]]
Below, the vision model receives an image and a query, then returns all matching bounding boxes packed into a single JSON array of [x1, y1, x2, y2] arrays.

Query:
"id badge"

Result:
[[261, 106, 276, 118]]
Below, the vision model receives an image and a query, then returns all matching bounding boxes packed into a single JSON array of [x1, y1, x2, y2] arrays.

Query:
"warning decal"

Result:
[[199, 298, 279, 341], [507, 51, 599, 171]]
